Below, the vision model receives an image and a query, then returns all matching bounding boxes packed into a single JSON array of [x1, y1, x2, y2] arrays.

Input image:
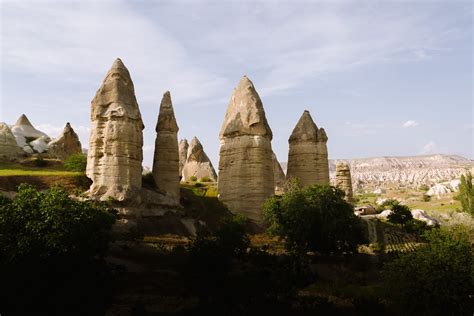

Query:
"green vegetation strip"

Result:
[[0, 169, 82, 176]]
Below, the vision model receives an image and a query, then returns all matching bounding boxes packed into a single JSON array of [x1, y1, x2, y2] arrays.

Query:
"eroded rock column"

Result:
[[335, 162, 353, 203], [178, 139, 189, 178], [287, 110, 329, 186], [86, 58, 144, 201], [218, 76, 274, 222], [48, 122, 82, 160], [152, 91, 180, 201]]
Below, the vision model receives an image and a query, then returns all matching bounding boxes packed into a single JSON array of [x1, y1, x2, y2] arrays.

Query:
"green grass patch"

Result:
[[0, 169, 81, 176]]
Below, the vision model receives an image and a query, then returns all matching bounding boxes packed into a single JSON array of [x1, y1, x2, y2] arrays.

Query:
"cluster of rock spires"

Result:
[[0, 114, 82, 160], [82, 60, 331, 223], [335, 162, 353, 203]]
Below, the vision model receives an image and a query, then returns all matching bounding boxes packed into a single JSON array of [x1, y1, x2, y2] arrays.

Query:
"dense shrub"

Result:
[[263, 185, 366, 255], [376, 198, 400, 213], [456, 171, 474, 215], [422, 194, 431, 202], [0, 184, 117, 315], [384, 226, 474, 314], [190, 176, 198, 182], [387, 204, 413, 227], [64, 153, 87, 172], [404, 218, 430, 237]]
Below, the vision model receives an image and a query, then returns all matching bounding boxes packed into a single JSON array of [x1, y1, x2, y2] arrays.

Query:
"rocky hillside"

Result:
[[282, 154, 473, 190]]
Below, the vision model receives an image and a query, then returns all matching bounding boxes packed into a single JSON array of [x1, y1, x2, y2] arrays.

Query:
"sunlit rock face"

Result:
[[0, 122, 23, 160], [335, 162, 353, 203], [10, 114, 50, 154], [272, 152, 286, 193], [152, 91, 180, 201], [218, 76, 274, 222], [287, 110, 329, 187], [182, 136, 217, 182], [178, 138, 189, 178], [48, 122, 82, 160], [87, 58, 144, 201]]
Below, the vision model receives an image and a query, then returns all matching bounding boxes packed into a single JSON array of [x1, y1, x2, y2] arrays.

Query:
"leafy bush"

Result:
[[190, 176, 198, 182], [0, 184, 117, 315], [376, 198, 400, 213], [404, 218, 429, 236], [64, 153, 87, 172], [200, 176, 212, 182], [0, 184, 116, 262], [456, 171, 474, 215], [387, 204, 413, 227], [384, 226, 473, 314], [422, 194, 431, 202], [263, 185, 366, 255]]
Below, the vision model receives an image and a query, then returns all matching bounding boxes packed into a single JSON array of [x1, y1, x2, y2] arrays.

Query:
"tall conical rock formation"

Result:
[[287, 110, 329, 186], [335, 162, 353, 203], [86, 58, 144, 201], [10, 114, 50, 154], [272, 152, 286, 193], [152, 91, 180, 201], [48, 122, 82, 160], [218, 76, 274, 221], [182, 136, 217, 182], [178, 138, 189, 178], [0, 122, 23, 159]]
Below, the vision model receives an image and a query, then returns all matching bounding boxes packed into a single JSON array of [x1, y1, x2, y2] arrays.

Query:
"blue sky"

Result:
[[1, 0, 472, 168]]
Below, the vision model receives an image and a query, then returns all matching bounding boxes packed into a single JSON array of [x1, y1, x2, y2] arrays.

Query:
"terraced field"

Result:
[[383, 229, 421, 254]]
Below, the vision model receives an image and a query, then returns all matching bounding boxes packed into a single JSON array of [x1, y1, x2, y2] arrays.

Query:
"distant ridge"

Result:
[[280, 154, 473, 189]]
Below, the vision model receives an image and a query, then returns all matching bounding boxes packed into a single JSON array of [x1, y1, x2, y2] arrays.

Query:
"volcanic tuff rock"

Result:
[[182, 136, 217, 182], [10, 114, 50, 154], [48, 122, 82, 160], [328, 154, 474, 189], [218, 76, 274, 222], [178, 139, 189, 177], [86, 58, 144, 201], [152, 91, 180, 201], [272, 152, 286, 193], [0, 122, 23, 159], [335, 162, 353, 203], [286, 110, 329, 186]]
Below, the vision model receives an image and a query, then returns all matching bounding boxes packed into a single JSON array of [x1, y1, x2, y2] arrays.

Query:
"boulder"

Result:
[[0, 122, 23, 160], [411, 209, 439, 226], [48, 122, 82, 160], [426, 183, 451, 198], [10, 114, 50, 153], [286, 110, 329, 186], [152, 91, 180, 201], [218, 76, 274, 222], [335, 162, 353, 203], [178, 138, 188, 178], [86, 58, 144, 201], [182, 136, 217, 182]]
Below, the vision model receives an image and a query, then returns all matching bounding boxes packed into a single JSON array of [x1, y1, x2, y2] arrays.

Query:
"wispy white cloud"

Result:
[[403, 120, 420, 128]]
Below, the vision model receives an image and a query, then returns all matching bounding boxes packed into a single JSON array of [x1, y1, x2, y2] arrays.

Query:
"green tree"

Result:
[[64, 153, 87, 172], [0, 184, 116, 262], [384, 226, 473, 315], [387, 203, 413, 227], [0, 184, 116, 315], [263, 185, 366, 255], [457, 171, 474, 215]]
